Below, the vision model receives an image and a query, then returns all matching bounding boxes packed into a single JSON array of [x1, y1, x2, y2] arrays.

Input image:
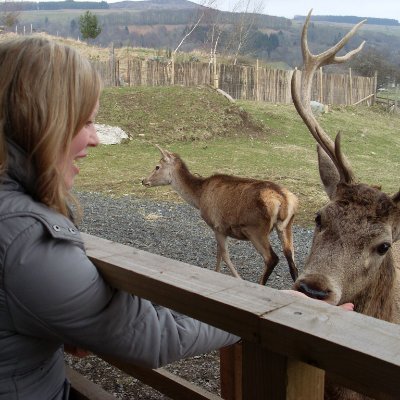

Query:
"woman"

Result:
[[0, 36, 238, 400]]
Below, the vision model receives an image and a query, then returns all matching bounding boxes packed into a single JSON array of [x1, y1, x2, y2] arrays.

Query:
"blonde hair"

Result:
[[0, 35, 101, 217]]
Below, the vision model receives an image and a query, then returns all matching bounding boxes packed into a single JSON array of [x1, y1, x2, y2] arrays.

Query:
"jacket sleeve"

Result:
[[4, 218, 238, 368]]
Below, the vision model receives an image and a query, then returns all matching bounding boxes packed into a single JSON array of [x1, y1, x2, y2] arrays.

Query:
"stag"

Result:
[[292, 10, 400, 400], [142, 145, 299, 285]]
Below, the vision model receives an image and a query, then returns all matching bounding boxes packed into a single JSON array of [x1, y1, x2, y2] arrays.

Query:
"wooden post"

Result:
[[213, 54, 219, 89], [171, 54, 175, 86], [349, 68, 353, 105], [127, 59, 131, 87], [142, 60, 147, 86], [256, 59, 259, 101], [319, 67, 323, 103], [109, 42, 115, 87], [241, 341, 324, 399], [220, 343, 242, 400], [220, 340, 325, 400], [373, 70, 378, 104]]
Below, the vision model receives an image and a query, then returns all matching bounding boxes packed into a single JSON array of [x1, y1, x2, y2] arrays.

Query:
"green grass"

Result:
[[376, 88, 400, 102], [76, 86, 400, 227]]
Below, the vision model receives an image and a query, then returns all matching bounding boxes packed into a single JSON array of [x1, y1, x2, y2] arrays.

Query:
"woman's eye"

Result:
[[376, 242, 391, 255]]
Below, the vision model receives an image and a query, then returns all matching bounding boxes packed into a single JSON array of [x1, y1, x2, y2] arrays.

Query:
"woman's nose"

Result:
[[90, 128, 100, 147]]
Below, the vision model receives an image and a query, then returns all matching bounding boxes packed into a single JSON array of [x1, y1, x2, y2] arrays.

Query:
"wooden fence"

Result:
[[92, 58, 377, 106], [375, 95, 400, 113], [67, 233, 400, 400]]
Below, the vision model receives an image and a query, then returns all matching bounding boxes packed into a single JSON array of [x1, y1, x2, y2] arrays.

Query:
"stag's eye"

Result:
[[315, 213, 322, 229], [155, 165, 160, 170], [376, 242, 391, 255]]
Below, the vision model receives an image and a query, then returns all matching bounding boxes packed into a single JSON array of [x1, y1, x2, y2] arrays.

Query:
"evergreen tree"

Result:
[[70, 19, 77, 34], [79, 11, 101, 40]]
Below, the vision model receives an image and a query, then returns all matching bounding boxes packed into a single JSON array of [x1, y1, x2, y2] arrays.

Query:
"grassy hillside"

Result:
[[75, 85, 400, 227]]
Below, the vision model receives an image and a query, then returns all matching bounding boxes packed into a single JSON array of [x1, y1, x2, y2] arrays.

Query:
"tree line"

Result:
[[0, 1, 109, 11], [2, 1, 400, 87], [293, 15, 400, 26]]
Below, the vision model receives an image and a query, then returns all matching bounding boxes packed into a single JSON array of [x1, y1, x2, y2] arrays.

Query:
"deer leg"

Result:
[[215, 241, 223, 273], [214, 232, 242, 279], [246, 229, 279, 285], [276, 217, 298, 282]]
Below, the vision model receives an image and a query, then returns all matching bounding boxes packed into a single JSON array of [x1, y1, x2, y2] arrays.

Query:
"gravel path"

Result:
[[66, 191, 315, 399]]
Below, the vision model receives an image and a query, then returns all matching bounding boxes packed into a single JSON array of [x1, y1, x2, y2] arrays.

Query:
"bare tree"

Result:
[[224, 0, 264, 65], [206, 16, 222, 64], [172, 0, 217, 56], [0, 0, 20, 30]]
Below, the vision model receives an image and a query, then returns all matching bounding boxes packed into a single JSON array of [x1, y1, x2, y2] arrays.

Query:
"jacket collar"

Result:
[[4, 139, 37, 195]]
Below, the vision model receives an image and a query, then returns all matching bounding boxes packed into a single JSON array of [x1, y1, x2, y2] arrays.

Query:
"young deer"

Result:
[[142, 145, 299, 285], [292, 10, 400, 400]]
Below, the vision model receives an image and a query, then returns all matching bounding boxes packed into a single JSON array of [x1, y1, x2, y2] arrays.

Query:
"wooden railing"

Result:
[[68, 233, 400, 399]]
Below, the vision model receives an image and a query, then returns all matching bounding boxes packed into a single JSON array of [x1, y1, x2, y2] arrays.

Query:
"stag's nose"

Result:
[[294, 281, 330, 300]]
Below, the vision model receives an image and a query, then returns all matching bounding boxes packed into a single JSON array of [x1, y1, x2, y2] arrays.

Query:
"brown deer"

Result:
[[291, 10, 400, 400], [142, 145, 299, 285]]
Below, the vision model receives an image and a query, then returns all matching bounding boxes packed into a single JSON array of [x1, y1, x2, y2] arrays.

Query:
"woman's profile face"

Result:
[[61, 100, 100, 190]]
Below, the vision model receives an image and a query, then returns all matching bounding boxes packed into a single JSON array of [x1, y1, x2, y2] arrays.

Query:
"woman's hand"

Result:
[[64, 344, 91, 358], [280, 289, 354, 311]]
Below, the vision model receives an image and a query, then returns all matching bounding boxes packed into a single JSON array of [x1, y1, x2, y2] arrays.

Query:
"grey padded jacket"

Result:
[[0, 141, 238, 400]]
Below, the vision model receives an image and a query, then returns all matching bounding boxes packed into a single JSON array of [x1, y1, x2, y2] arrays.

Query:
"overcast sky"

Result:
[[189, 0, 400, 21], [38, 0, 399, 22]]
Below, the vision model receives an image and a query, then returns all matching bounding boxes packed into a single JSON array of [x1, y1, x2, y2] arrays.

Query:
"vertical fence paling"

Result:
[[92, 57, 376, 106]]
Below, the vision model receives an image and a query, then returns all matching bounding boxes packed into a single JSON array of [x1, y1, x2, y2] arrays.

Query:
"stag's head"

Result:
[[292, 11, 400, 311], [142, 145, 177, 187]]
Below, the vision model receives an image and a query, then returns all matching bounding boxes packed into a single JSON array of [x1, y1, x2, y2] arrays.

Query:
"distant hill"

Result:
[[3, 0, 400, 77], [109, 0, 199, 10], [0, 1, 109, 11], [294, 15, 400, 26], [0, 0, 203, 11]]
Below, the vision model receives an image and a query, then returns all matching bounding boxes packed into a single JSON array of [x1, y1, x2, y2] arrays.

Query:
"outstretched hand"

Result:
[[64, 344, 91, 358], [280, 289, 354, 311]]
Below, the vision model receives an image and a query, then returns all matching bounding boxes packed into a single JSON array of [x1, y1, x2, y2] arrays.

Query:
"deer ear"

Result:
[[392, 190, 400, 241], [155, 144, 174, 162], [317, 145, 340, 199]]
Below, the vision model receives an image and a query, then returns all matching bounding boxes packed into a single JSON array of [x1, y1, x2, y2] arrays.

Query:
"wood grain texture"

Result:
[[82, 233, 400, 399]]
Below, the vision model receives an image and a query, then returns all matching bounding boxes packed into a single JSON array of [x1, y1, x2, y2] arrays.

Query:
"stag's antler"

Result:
[[291, 9, 366, 183]]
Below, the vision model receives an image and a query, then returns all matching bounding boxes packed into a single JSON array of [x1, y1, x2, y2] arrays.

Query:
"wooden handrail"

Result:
[[101, 356, 222, 400], [66, 366, 117, 400], [78, 233, 400, 399]]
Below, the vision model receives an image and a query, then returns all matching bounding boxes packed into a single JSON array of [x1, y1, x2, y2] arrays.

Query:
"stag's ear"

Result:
[[317, 145, 340, 199], [392, 190, 400, 241], [155, 144, 174, 162]]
